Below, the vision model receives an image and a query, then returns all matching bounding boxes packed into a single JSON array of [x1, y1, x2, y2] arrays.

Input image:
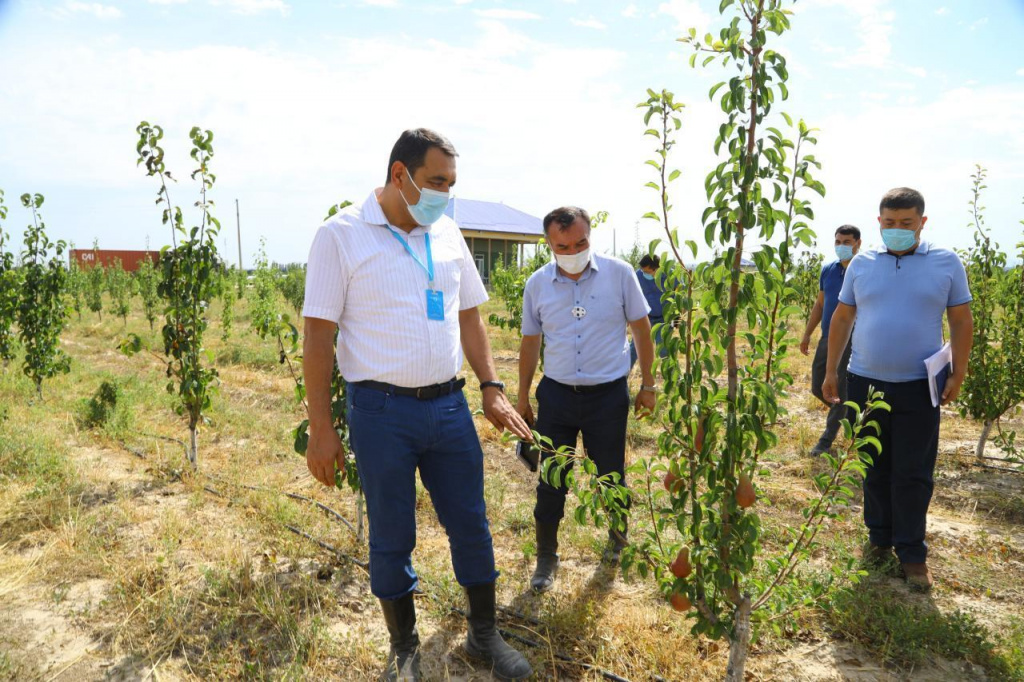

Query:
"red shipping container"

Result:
[[69, 249, 160, 273]]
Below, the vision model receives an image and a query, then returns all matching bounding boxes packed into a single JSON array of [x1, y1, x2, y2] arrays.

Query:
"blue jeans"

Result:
[[347, 383, 498, 600], [847, 372, 940, 564]]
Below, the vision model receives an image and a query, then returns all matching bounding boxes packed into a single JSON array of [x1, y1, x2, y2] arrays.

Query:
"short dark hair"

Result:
[[639, 254, 661, 269], [385, 128, 458, 185], [835, 224, 861, 240], [879, 187, 925, 216], [543, 206, 590, 234]]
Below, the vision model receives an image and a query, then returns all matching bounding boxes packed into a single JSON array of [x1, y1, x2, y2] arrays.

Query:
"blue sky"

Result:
[[1, 0, 1022, 267]]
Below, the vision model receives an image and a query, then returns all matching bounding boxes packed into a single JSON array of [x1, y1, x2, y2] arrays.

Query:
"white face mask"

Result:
[[554, 248, 591, 275]]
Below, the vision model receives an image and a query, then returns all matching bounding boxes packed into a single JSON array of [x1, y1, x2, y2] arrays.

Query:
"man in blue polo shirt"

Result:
[[800, 225, 861, 455], [516, 206, 656, 593], [823, 187, 973, 591]]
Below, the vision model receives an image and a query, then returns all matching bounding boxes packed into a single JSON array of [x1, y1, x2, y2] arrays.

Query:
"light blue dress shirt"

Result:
[[522, 254, 650, 385], [838, 241, 972, 382]]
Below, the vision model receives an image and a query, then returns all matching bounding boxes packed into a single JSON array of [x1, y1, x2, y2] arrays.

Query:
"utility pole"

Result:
[[235, 198, 243, 271]]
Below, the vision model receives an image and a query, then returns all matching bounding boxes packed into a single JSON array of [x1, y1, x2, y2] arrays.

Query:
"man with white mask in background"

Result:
[[515, 206, 656, 593]]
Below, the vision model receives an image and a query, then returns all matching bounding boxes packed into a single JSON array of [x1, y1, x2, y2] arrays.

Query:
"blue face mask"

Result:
[[641, 271, 655, 281], [835, 245, 854, 261], [881, 228, 917, 252], [401, 169, 450, 226]]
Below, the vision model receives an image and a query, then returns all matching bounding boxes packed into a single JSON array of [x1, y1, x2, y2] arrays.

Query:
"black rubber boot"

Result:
[[530, 521, 560, 593], [464, 582, 533, 680], [379, 593, 420, 682]]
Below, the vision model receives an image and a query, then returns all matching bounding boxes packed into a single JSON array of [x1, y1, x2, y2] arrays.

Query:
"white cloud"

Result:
[[813, 84, 1024, 254], [970, 17, 988, 30], [905, 66, 927, 78], [472, 8, 540, 20], [935, 7, 949, 15], [571, 16, 606, 30], [0, 28, 638, 264], [209, 0, 290, 15], [453, 0, 473, 4], [52, 2, 123, 19], [148, 0, 189, 5], [1017, 68, 1024, 77], [622, 3, 637, 18], [360, 0, 399, 6], [656, 0, 710, 35]]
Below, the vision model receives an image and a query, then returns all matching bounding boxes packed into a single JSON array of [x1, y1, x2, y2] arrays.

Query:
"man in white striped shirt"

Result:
[[302, 129, 533, 681]]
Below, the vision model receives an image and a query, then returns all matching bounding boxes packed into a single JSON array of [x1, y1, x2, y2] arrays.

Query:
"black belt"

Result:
[[548, 376, 625, 394], [354, 377, 465, 400]]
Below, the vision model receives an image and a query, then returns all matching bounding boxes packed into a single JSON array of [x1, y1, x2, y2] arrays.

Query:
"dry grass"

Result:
[[0, 296, 1020, 680]]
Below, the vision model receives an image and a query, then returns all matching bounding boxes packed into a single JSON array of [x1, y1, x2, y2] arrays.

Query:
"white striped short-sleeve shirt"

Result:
[[303, 189, 489, 387]]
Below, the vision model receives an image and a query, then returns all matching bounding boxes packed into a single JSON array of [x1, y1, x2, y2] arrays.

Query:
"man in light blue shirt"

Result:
[[516, 206, 655, 592], [823, 187, 973, 592]]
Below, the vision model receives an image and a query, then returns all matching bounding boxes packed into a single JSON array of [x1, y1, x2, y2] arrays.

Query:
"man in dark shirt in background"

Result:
[[630, 254, 664, 371], [800, 225, 861, 455]]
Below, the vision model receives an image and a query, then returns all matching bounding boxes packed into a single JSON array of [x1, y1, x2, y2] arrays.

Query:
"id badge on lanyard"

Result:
[[388, 228, 444, 321]]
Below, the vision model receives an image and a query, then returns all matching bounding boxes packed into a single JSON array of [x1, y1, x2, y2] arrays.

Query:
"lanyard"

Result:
[[387, 227, 434, 287]]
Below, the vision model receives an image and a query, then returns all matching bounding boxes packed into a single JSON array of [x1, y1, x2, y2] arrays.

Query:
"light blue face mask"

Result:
[[641, 271, 655, 281], [401, 168, 450, 226], [881, 228, 917, 252], [835, 245, 854, 261]]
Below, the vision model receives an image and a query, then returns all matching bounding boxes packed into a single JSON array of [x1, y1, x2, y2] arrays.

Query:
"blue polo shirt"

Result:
[[838, 241, 971, 382], [819, 260, 846, 338], [635, 269, 664, 321], [522, 254, 650, 385]]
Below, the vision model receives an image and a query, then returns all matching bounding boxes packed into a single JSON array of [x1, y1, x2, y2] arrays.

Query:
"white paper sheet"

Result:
[[924, 342, 952, 408]]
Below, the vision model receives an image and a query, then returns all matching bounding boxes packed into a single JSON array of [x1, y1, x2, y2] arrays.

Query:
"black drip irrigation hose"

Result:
[[282, 524, 369, 570], [977, 463, 1024, 475], [205, 472, 358, 534], [118, 436, 361, 532]]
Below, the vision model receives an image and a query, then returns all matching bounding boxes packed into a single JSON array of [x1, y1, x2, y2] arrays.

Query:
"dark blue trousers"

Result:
[[847, 372, 940, 564], [533, 376, 630, 524], [347, 384, 498, 600]]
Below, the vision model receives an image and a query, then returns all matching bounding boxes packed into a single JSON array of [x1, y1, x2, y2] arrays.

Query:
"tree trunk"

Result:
[[188, 424, 198, 467], [976, 420, 993, 461], [724, 595, 752, 682]]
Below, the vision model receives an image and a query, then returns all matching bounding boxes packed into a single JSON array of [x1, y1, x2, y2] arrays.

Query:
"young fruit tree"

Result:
[[135, 251, 161, 331], [218, 269, 235, 342], [0, 189, 19, 367], [487, 243, 550, 333], [290, 200, 365, 536], [792, 250, 823, 324], [250, 238, 282, 339], [106, 257, 134, 326], [541, 4, 890, 680], [17, 193, 72, 398], [956, 166, 1024, 462], [122, 123, 223, 467], [85, 241, 105, 321], [278, 264, 306, 318], [65, 244, 85, 322]]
